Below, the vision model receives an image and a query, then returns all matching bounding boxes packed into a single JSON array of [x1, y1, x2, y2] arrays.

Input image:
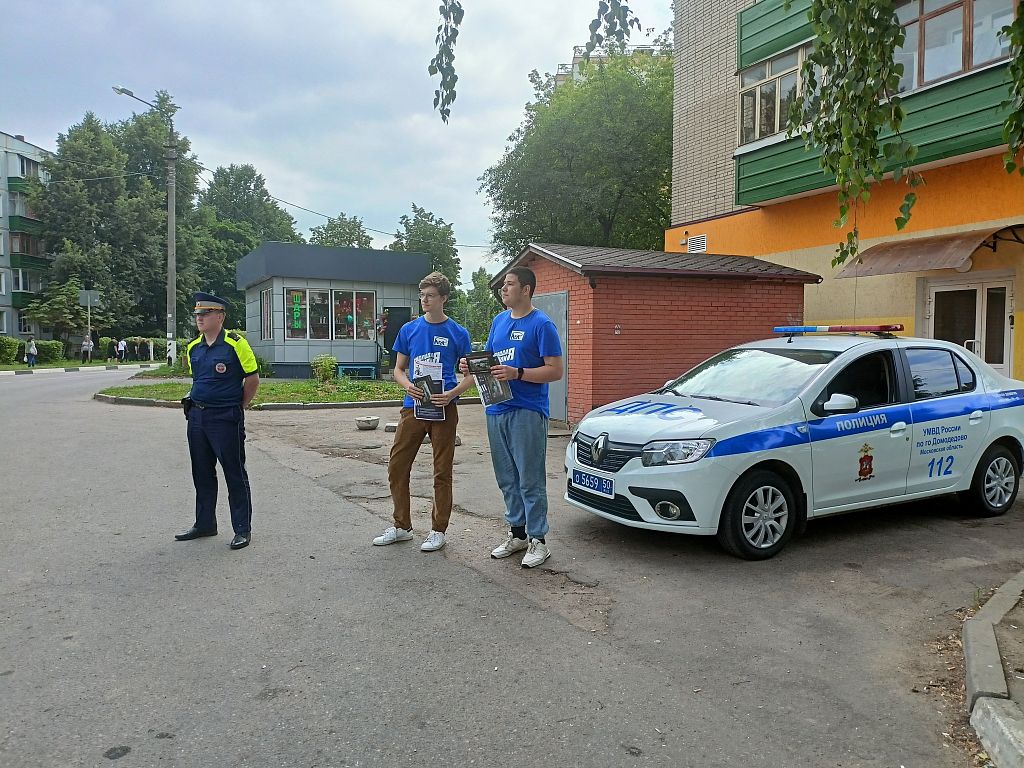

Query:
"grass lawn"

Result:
[[99, 377, 478, 406], [0, 359, 157, 372]]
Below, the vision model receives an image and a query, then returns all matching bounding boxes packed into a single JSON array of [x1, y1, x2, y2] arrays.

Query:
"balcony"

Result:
[[7, 177, 29, 194], [8, 215, 42, 235], [10, 253, 51, 270], [12, 291, 37, 309]]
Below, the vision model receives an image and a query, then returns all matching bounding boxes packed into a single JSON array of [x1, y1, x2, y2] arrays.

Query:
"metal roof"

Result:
[[489, 243, 821, 288], [236, 242, 430, 290]]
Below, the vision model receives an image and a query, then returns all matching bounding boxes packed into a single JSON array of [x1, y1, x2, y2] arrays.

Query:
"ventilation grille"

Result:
[[686, 234, 707, 253]]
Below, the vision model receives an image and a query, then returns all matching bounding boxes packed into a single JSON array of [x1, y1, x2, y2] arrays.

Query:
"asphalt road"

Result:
[[3, 370, 1024, 767]]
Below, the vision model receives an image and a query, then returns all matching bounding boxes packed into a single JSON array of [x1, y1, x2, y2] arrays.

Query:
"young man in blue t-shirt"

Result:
[[468, 266, 563, 568], [373, 272, 473, 552]]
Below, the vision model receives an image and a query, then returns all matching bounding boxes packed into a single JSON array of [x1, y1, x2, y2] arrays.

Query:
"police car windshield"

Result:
[[663, 348, 839, 407]]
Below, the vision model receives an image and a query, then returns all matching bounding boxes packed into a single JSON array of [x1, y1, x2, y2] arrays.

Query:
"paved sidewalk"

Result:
[[0, 362, 160, 377], [966, 570, 1024, 767]]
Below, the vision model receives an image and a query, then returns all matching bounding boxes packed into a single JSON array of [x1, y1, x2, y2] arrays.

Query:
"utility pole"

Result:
[[112, 85, 178, 367]]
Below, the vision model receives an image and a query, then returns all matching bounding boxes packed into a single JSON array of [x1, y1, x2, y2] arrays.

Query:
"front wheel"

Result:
[[717, 470, 796, 560], [960, 445, 1020, 517]]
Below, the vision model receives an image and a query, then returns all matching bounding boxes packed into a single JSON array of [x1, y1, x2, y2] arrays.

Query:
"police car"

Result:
[[565, 326, 1024, 559]]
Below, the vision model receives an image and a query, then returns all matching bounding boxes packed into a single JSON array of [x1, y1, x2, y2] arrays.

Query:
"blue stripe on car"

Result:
[[707, 390, 1024, 459]]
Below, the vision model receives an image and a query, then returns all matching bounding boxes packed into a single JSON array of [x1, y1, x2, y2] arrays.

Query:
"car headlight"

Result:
[[641, 439, 715, 467]]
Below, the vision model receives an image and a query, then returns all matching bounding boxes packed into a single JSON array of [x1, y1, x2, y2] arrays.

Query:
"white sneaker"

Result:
[[373, 526, 413, 546], [490, 531, 529, 559], [420, 530, 446, 552], [520, 538, 550, 569]]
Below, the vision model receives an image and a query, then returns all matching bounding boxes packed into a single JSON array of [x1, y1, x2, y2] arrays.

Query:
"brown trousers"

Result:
[[388, 404, 459, 532]]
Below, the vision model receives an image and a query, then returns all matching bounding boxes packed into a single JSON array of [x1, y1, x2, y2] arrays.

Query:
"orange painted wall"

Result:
[[664, 154, 1024, 256]]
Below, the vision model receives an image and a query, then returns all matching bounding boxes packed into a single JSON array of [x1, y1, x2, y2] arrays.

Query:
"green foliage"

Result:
[[34, 340, 65, 363], [1004, 7, 1024, 174], [198, 164, 303, 243], [428, 0, 464, 122], [464, 267, 502, 341], [389, 204, 461, 286], [254, 354, 274, 377], [429, 1, 645, 122], [309, 211, 373, 248], [310, 354, 338, 383], [0, 336, 19, 364], [786, 0, 922, 266], [480, 50, 673, 259], [22, 277, 110, 344]]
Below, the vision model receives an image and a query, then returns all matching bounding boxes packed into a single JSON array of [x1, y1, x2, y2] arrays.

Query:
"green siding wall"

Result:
[[737, 0, 812, 70], [10, 254, 51, 270], [7, 178, 29, 193], [8, 215, 42, 235], [736, 64, 1012, 206]]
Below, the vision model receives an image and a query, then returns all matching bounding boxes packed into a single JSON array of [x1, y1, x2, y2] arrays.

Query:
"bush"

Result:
[[35, 340, 64, 363], [310, 354, 338, 383], [152, 338, 167, 358], [0, 336, 19, 364], [254, 354, 274, 377], [99, 336, 116, 358]]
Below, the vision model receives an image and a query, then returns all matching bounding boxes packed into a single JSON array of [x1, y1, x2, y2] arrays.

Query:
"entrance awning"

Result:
[[835, 226, 1008, 279]]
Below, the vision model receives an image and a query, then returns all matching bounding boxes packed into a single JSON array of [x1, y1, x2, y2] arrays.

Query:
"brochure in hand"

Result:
[[413, 360, 445, 421], [466, 351, 512, 407]]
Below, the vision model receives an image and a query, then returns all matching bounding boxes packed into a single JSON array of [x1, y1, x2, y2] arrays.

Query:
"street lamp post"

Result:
[[112, 86, 177, 367]]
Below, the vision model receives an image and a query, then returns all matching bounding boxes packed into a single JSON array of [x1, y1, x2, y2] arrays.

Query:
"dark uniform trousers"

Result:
[[187, 403, 253, 535]]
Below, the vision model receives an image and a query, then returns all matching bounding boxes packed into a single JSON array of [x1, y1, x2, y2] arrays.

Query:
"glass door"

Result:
[[928, 281, 1012, 376]]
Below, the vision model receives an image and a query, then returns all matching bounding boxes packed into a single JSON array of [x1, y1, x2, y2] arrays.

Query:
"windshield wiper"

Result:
[[688, 393, 761, 406]]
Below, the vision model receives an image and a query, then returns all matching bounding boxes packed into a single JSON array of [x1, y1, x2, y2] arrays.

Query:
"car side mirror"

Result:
[[822, 393, 859, 414]]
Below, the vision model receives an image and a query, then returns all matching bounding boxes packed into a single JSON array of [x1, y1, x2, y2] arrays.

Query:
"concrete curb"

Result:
[[92, 394, 484, 410], [965, 569, 1024, 765], [0, 363, 159, 377]]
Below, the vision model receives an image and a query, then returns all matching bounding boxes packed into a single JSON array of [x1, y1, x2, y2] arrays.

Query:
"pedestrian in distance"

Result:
[[460, 267, 563, 568], [117, 338, 127, 362], [80, 333, 94, 364], [175, 292, 261, 551], [106, 338, 116, 362], [373, 271, 474, 552], [24, 336, 37, 368]]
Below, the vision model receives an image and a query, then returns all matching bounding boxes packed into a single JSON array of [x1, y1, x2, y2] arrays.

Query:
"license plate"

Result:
[[572, 468, 614, 499]]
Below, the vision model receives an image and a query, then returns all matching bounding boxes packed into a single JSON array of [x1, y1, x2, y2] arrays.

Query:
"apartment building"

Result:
[[1, 131, 50, 339], [667, 0, 1024, 378]]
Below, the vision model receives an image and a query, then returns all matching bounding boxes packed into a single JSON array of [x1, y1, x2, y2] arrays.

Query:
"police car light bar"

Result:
[[773, 324, 905, 334]]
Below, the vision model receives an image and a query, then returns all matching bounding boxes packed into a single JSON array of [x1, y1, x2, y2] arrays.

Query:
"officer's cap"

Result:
[[193, 292, 228, 315]]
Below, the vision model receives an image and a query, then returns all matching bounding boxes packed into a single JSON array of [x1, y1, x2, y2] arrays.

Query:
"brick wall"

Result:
[[590, 274, 805, 414], [672, 0, 755, 228], [520, 255, 594, 423], [510, 255, 806, 424]]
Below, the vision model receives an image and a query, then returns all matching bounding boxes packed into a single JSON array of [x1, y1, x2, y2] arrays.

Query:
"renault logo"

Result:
[[592, 433, 609, 464]]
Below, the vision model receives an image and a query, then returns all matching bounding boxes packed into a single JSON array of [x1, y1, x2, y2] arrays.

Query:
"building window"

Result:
[[738, 45, 809, 145], [308, 290, 331, 340], [18, 314, 32, 334], [8, 192, 27, 217], [287, 288, 378, 341], [10, 233, 43, 257], [0, 310, 6, 335], [0, 270, 6, 295], [19, 156, 39, 179], [895, 0, 1016, 92], [285, 288, 307, 339], [260, 288, 273, 340]]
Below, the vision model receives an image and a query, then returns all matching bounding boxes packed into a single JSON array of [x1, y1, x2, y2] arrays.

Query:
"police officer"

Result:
[[175, 292, 260, 550]]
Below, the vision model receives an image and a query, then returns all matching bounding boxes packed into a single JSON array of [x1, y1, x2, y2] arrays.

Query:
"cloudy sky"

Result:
[[10, 1, 672, 286]]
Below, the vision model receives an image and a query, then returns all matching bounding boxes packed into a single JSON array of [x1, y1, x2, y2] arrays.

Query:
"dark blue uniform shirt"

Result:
[[187, 331, 258, 408]]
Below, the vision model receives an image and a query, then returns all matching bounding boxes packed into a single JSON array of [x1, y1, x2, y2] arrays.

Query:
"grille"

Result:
[[574, 434, 642, 473], [567, 485, 644, 522]]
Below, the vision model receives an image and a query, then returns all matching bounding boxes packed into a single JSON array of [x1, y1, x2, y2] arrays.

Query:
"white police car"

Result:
[[565, 326, 1024, 559]]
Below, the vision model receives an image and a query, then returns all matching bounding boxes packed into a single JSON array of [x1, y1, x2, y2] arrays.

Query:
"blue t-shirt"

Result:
[[393, 316, 472, 408], [485, 308, 562, 417]]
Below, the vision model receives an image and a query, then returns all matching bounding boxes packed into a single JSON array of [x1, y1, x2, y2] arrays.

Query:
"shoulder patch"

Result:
[[227, 332, 240, 341]]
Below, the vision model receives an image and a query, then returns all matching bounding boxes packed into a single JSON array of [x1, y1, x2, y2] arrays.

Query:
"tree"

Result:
[[389, 204, 461, 287], [198, 164, 303, 243], [22, 277, 111, 344], [464, 266, 502, 341], [179, 207, 260, 323], [480, 49, 673, 260], [309, 211, 373, 248]]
